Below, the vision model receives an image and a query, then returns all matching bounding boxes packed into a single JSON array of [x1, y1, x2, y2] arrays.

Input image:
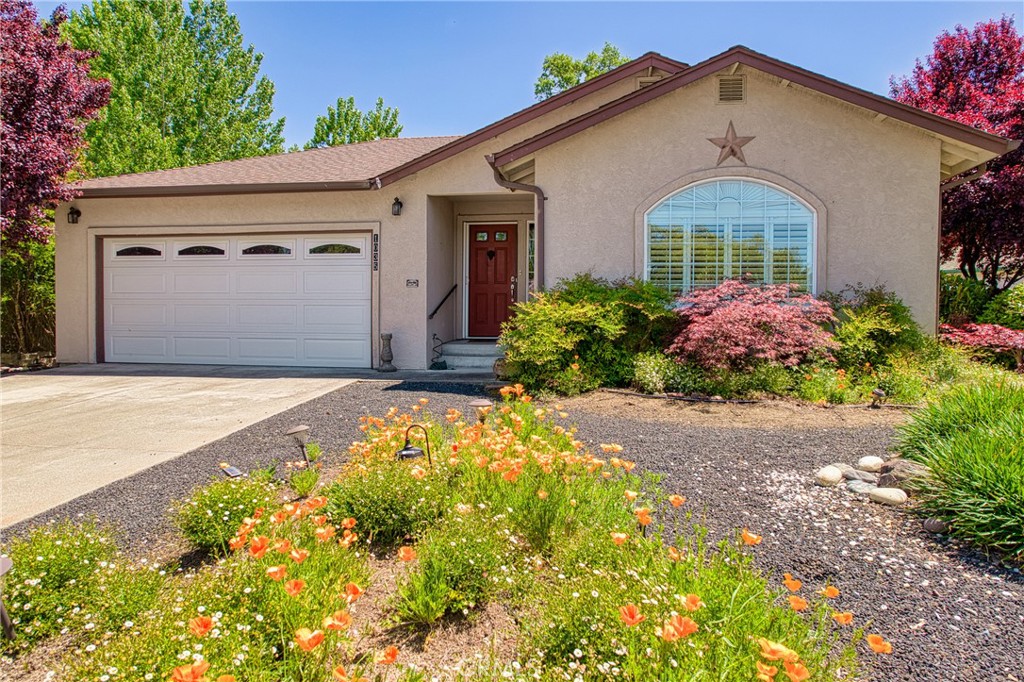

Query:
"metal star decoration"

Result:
[[707, 121, 755, 165]]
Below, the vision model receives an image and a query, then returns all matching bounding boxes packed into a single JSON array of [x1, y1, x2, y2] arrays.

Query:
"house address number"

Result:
[[372, 233, 379, 271]]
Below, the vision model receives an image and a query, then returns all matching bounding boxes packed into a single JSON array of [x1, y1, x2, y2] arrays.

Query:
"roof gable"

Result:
[[491, 45, 1018, 172]]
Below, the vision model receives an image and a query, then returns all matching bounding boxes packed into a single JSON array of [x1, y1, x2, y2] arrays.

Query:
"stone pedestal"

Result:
[[378, 333, 397, 372]]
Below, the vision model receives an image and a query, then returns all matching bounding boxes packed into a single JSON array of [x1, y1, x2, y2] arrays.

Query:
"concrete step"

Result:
[[436, 340, 503, 370]]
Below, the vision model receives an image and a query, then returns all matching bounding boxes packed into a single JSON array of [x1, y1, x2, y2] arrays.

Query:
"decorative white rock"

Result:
[[857, 456, 885, 472], [815, 465, 844, 486], [868, 487, 908, 506]]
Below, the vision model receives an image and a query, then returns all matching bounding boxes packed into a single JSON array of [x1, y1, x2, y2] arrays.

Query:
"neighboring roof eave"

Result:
[[77, 180, 375, 199], [492, 45, 1017, 167], [375, 52, 688, 188]]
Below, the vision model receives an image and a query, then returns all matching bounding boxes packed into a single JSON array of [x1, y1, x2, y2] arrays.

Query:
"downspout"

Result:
[[485, 154, 546, 291]]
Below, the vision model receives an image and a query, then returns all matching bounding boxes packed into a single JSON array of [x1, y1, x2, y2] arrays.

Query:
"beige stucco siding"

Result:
[[532, 67, 943, 330]]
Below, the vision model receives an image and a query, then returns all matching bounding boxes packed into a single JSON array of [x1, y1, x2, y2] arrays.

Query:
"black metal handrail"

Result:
[[428, 283, 458, 320]]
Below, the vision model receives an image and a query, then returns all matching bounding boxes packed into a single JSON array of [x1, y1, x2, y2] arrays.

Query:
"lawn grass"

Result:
[[2, 388, 882, 681]]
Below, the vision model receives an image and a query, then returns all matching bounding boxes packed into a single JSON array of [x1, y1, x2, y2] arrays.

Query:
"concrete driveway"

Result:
[[1, 364, 356, 527]]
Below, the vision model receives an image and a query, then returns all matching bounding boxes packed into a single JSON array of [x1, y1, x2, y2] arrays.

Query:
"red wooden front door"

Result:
[[468, 224, 518, 337]]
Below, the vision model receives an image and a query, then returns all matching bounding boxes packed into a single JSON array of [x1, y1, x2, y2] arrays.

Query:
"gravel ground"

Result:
[[5, 380, 1023, 681]]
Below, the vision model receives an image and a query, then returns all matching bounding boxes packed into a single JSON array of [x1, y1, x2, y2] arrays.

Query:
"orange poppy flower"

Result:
[[310, 515, 327, 527], [294, 627, 324, 652], [375, 645, 399, 665], [619, 604, 645, 627], [634, 508, 653, 526], [622, 460, 636, 472], [667, 546, 682, 562], [171, 661, 210, 682], [820, 585, 840, 599], [783, 661, 810, 681], [217, 676, 235, 682], [755, 661, 778, 682], [410, 466, 427, 480], [866, 634, 892, 654], [271, 510, 289, 524], [289, 548, 309, 564], [610, 532, 629, 546], [741, 528, 762, 546], [343, 582, 364, 604], [341, 517, 357, 529], [756, 638, 800, 663], [228, 536, 246, 551], [658, 614, 698, 641], [249, 535, 270, 558], [273, 538, 292, 553], [788, 595, 809, 612], [783, 573, 802, 592], [284, 579, 306, 597], [681, 594, 704, 612], [338, 530, 358, 549], [323, 609, 352, 631], [668, 494, 686, 507], [332, 666, 368, 682], [832, 611, 854, 626], [188, 615, 213, 637], [537, 489, 549, 500], [315, 526, 336, 543], [266, 565, 287, 582], [624, 490, 639, 502], [398, 546, 417, 562], [307, 495, 328, 509]]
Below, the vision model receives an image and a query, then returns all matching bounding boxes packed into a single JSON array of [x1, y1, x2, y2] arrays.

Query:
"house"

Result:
[[56, 46, 1018, 370]]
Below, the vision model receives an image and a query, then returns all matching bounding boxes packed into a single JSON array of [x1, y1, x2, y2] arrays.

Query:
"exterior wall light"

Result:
[[396, 424, 432, 467], [286, 425, 311, 465], [67, 206, 81, 224], [468, 398, 494, 424], [391, 197, 403, 216]]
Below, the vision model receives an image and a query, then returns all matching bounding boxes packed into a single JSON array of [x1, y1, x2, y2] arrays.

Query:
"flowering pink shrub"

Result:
[[667, 280, 837, 370], [940, 323, 1024, 370]]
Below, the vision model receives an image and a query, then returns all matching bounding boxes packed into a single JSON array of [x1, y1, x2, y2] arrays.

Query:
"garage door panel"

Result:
[[104, 233, 372, 368], [237, 271, 297, 295], [173, 273, 230, 295], [109, 303, 168, 326], [237, 304, 298, 327], [110, 272, 166, 294], [174, 337, 231, 360], [110, 335, 167, 359], [303, 270, 369, 296], [174, 304, 231, 327]]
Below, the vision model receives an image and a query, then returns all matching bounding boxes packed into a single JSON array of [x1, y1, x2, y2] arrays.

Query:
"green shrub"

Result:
[[825, 284, 924, 369], [0, 521, 163, 655], [793, 365, 863, 404], [632, 351, 675, 393], [324, 459, 449, 546], [979, 286, 1024, 330], [288, 464, 321, 497], [501, 275, 674, 394], [1, 239, 55, 354], [939, 272, 991, 324], [174, 477, 279, 553]]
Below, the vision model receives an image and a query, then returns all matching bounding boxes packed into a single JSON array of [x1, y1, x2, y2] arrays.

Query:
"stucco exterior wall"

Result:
[[532, 67, 943, 330]]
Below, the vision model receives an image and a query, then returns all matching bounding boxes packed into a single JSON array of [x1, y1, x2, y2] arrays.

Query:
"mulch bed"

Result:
[[5, 381, 1022, 682]]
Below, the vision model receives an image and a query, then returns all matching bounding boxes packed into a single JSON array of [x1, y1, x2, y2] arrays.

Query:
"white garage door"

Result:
[[103, 234, 372, 368]]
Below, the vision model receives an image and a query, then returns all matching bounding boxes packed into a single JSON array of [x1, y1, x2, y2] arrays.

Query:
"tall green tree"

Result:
[[304, 97, 402, 149], [534, 42, 630, 100], [64, 0, 284, 177]]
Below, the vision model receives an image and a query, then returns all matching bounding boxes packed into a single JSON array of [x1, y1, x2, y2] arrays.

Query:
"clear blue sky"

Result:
[[35, 1, 1022, 149]]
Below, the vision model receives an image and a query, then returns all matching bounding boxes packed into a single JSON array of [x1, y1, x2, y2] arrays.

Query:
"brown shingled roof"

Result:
[[76, 136, 461, 198]]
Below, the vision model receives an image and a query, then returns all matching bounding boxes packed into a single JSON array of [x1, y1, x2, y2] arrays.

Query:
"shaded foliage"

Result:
[[304, 96, 402, 149]]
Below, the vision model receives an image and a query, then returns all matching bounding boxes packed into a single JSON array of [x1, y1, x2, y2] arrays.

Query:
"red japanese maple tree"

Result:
[[890, 16, 1024, 293], [0, 0, 109, 246], [940, 323, 1024, 370]]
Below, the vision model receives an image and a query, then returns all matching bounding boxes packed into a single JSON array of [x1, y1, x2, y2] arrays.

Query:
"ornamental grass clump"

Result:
[[668, 280, 837, 372], [896, 378, 1024, 557]]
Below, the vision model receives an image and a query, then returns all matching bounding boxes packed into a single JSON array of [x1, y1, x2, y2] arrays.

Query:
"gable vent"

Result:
[[637, 75, 663, 90], [718, 75, 745, 103]]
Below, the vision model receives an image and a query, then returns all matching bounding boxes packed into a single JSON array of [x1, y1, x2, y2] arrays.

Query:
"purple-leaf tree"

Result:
[[667, 280, 837, 371], [890, 16, 1024, 293], [0, 0, 109, 247], [940, 323, 1024, 370]]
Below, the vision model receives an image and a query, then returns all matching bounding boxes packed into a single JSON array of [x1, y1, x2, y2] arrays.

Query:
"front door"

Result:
[[468, 223, 517, 337]]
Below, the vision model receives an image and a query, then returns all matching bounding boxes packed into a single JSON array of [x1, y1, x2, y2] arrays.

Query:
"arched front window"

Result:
[[645, 179, 815, 293]]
